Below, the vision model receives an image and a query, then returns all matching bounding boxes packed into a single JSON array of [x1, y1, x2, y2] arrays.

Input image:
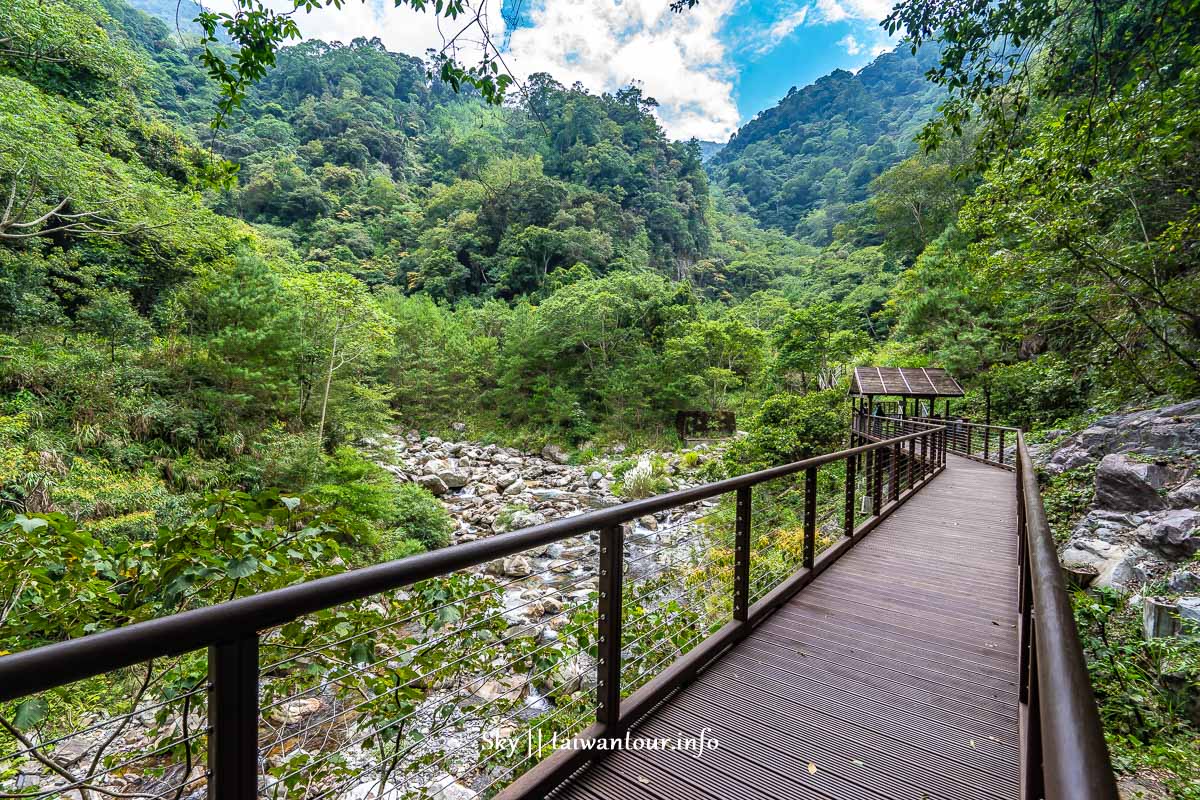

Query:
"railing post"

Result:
[[920, 432, 928, 481], [843, 454, 856, 539], [597, 525, 624, 726], [803, 466, 817, 568], [985, 424, 991, 462], [733, 488, 751, 622], [999, 429, 1006, 467], [889, 440, 900, 502], [208, 635, 259, 800], [1022, 625, 1043, 800], [873, 446, 884, 515]]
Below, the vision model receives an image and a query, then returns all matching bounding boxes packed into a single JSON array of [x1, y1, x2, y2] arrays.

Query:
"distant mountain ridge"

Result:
[[113, 0, 208, 36], [708, 44, 944, 242]]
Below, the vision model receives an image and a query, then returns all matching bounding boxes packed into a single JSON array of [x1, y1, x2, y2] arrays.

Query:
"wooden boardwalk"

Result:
[[553, 455, 1020, 800]]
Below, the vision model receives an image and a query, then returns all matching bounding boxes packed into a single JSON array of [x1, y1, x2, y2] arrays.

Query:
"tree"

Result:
[[868, 156, 963, 261], [772, 303, 869, 392], [286, 272, 394, 444], [664, 319, 766, 411], [75, 288, 151, 363], [726, 390, 846, 470]]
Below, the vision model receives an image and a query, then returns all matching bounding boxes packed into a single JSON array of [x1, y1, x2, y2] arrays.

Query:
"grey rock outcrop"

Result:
[[415, 473, 449, 495], [1050, 399, 1200, 593], [1045, 399, 1200, 473], [541, 444, 571, 464], [1168, 479, 1200, 509]]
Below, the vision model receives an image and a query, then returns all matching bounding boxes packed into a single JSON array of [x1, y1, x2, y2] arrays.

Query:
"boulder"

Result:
[[1135, 508, 1200, 559], [469, 673, 527, 703], [1167, 479, 1200, 509], [428, 775, 474, 800], [501, 555, 533, 577], [415, 473, 449, 495], [1168, 568, 1200, 593], [491, 510, 547, 535], [502, 478, 526, 496], [270, 697, 324, 726], [1178, 597, 1200, 627], [541, 444, 571, 464], [495, 471, 520, 489], [1094, 454, 1168, 511], [1093, 545, 1159, 591]]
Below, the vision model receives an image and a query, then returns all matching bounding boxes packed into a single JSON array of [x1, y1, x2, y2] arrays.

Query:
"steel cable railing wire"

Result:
[[259, 627, 595, 796], [258, 566, 600, 714], [263, 657, 582, 793], [0, 684, 207, 764], [299, 697, 594, 800], [288, 668, 597, 800], [258, 609, 595, 762], [257, 597, 596, 753], [260, 548, 599, 673]]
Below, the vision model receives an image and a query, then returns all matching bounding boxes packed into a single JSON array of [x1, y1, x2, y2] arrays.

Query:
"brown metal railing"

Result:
[[1015, 432, 1119, 800], [904, 414, 1019, 470], [0, 422, 946, 800]]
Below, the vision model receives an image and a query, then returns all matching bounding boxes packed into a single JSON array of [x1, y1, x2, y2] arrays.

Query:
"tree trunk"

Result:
[[318, 333, 338, 445]]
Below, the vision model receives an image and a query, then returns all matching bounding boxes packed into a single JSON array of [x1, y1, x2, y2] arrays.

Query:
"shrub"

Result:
[[986, 354, 1087, 428], [725, 390, 846, 472], [389, 482, 453, 551], [614, 454, 671, 499]]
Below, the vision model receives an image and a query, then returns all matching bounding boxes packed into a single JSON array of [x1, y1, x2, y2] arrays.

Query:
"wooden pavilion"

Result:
[[849, 365, 965, 419]]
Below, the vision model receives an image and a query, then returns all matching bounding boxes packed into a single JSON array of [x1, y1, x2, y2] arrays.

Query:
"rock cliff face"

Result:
[[1039, 400, 1200, 594]]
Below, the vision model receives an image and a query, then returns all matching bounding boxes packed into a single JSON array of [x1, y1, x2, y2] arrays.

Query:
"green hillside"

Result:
[[708, 44, 944, 242]]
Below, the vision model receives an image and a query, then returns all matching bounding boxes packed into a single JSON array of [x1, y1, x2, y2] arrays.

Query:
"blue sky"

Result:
[[722, 1, 896, 130], [234, 0, 899, 140]]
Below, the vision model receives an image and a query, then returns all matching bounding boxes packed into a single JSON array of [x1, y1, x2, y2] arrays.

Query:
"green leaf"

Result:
[[12, 697, 48, 730], [14, 515, 48, 534], [226, 556, 259, 579], [348, 640, 375, 664]]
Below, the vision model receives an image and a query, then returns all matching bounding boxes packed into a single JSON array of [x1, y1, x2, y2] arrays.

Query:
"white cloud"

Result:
[[504, 0, 741, 141], [838, 34, 862, 55], [755, 6, 809, 53], [206, 0, 501, 66], [812, 0, 893, 24]]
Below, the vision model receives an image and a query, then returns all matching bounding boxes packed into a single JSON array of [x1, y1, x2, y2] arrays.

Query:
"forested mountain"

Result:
[[708, 44, 944, 242]]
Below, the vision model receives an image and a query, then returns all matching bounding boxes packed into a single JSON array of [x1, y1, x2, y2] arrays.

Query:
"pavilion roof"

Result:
[[850, 366, 965, 398]]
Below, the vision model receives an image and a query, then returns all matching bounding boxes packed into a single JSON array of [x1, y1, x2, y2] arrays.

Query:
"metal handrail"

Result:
[[1015, 431, 1118, 800], [903, 414, 1019, 470]]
